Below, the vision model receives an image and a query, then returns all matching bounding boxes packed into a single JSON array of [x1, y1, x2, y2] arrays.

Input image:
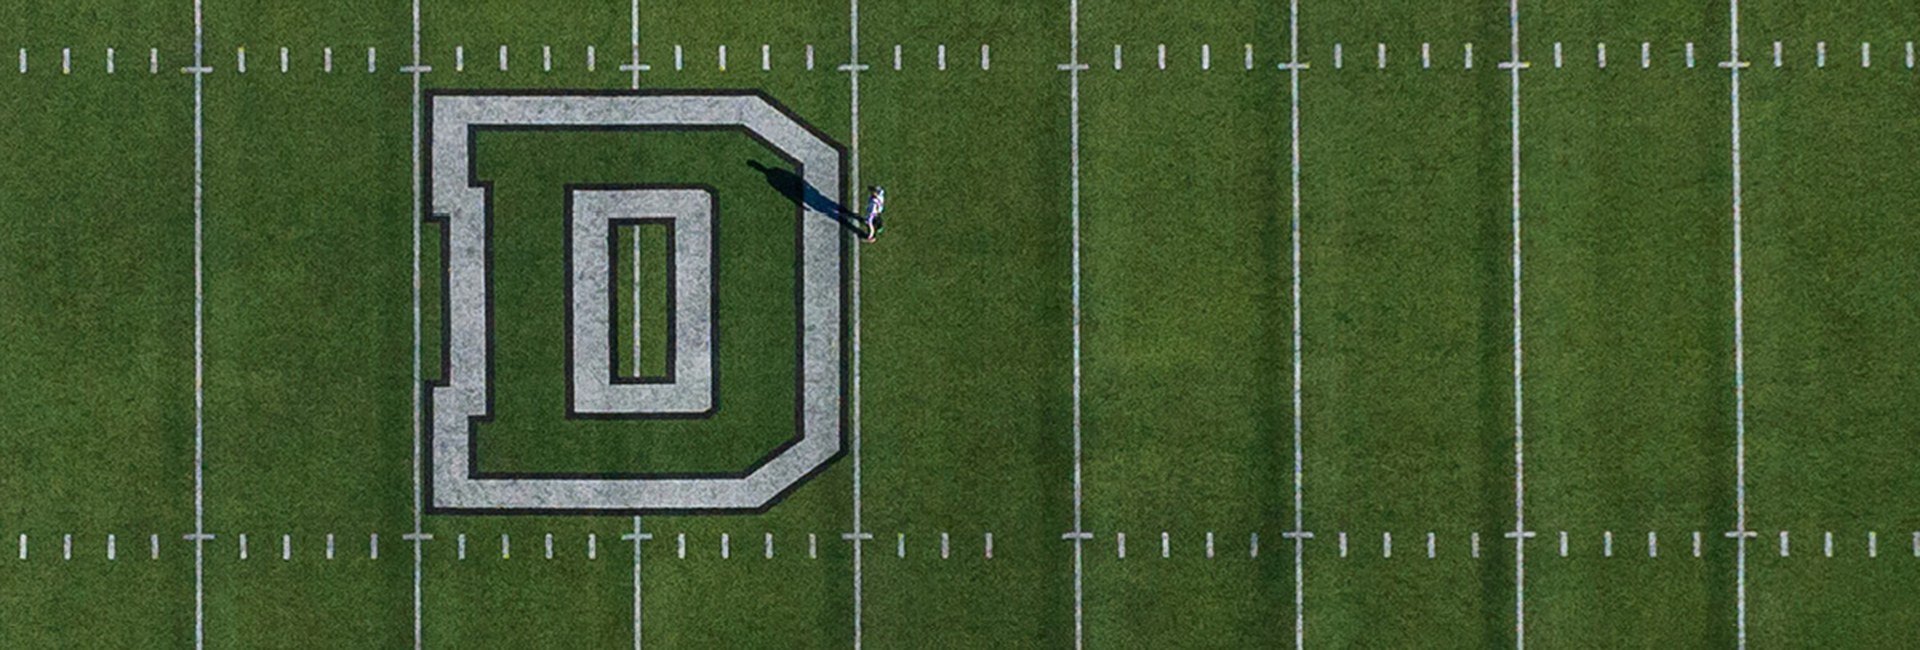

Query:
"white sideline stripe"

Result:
[[1728, 0, 1750, 646], [500, 45, 508, 71], [629, 517, 646, 650], [1158, 43, 1165, 69], [1422, 42, 1430, 69], [1688, 42, 1696, 68], [1202, 43, 1211, 70], [847, 3, 866, 648], [324, 46, 333, 72], [458, 534, 466, 560], [409, 0, 425, 645], [107, 47, 114, 73], [1161, 532, 1170, 558], [192, 0, 208, 645], [456, 46, 464, 72], [1604, 531, 1613, 557], [1067, 0, 1085, 648]]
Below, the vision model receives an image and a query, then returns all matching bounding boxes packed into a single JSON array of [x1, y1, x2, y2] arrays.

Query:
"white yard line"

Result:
[[626, 517, 648, 650], [1721, 0, 1753, 646], [1065, 0, 1087, 646], [1284, 0, 1308, 643], [843, 0, 869, 646], [407, 0, 429, 647], [189, 0, 209, 645], [1500, 0, 1531, 646]]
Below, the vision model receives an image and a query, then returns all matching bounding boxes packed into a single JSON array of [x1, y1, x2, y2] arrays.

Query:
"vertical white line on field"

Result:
[[189, 0, 209, 643], [1500, 0, 1530, 644], [408, 0, 427, 644], [1068, 0, 1086, 644], [1721, 0, 1752, 644], [107, 47, 115, 73], [843, 0, 869, 646], [1284, 0, 1307, 642], [626, 517, 648, 650]]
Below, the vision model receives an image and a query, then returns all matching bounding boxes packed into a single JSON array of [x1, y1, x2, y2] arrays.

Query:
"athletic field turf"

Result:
[[1, 0, 1917, 647]]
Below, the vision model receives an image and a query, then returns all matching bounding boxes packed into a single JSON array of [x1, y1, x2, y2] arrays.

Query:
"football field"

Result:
[[1, 0, 1917, 647]]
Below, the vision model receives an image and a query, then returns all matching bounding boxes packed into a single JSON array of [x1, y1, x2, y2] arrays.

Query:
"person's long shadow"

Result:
[[746, 159, 867, 236]]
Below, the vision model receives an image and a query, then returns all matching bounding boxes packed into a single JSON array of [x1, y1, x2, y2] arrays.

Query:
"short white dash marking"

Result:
[[149, 48, 158, 74], [1869, 532, 1878, 558], [762, 44, 770, 71], [939, 44, 946, 70], [1558, 531, 1568, 557], [810, 533, 818, 559], [1642, 42, 1650, 68], [542, 45, 551, 72], [1472, 533, 1481, 559], [457, 534, 466, 560], [589, 533, 597, 560], [151, 534, 160, 560], [1338, 532, 1348, 557], [367, 46, 376, 73], [1422, 42, 1430, 69], [1202, 43, 1211, 70], [369, 534, 378, 560], [807, 45, 815, 70], [279, 47, 287, 72], [240, 534, 249, 560], [677, 533, 686, 559], [1426, 532, 1436, 559], [1206, 532, 1215, 559], [456, 46, 464, 72], [1157, 43, 1166, 69], [1779, 531, 1790, 557], [1817, 41, 1826, 67], [327, 534, 335, 560], [1465, 42, 1474, 68], [1334, 43, 1343, 68], [324, 46, 333, 72], [1694, 531, 1703, 557], [985, 532, 994, 559], [587, 45, 595, 71], [1604, 531, 1613, 557], [499, 45, 508, 71], [1823, 532, 1833, 558], [1383, 532, 1392, 558], [108, 535, 116, 560], [941, 533, 950, 559], [107, 47, 115, 73], [981, 44, 989, 69], [1249, 533, 1259, 558], [502, 533, 510, 560], [283, 535, 291, 561], [1553, 42, 1562, 68], [1161, 532, 1170, 559], [1244, 43, 1252, 69], [896, 534, 905, 558], [892, 44, 900, 70], [1598, 42, 1607, 68], [1117, 533, 1127, 559], [1377, 42, 1386, 68], [1907, 42, 1914, 68], [19, 48, 26, 74], [63, 534, 71, 560], [236, 47, 245, 73], [1649, 532, 1658, 557], [545, 533, 554, 560], [1774, 41, 1783, 67], [1113, 44, 1122, 70], [62, 48, 69, 74], [718, 44, 727, 70], [766, 533, 774, 559], [721, 534, 731, 559], [1861, 42, 1869, 68], [1688, 42, 1696, 68], [674, 45, 683, 70], [16, 534, 24, 560]]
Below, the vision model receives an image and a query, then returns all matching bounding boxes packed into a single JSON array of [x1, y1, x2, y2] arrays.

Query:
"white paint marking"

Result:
[[1245, 43, 1253, 69], [675, 45, 682, 70], [1688, 42, 1696, 68], [1334, 43, 1342, 68], [1861, 42, 1869, 68], [1559, 532, 1568, 557], [1250, 533, 1259, 558], [1383, 532, 1392, 558], [324, 46, 333, 72], [941, 533, 950, 559], [766, 533, 775, 559], [368, 46, 376, 73], [541, 45, 550, 72], [1649, 532, 1658, 557], [19, 48, 25, 74], [810, 534, 818, 559], [1553, 42, 1562, 68], [763, 44, 771, 71], [1780, 532, 1788, 557], [588, 45, 596, 71], [152, 535, 160, 560], [985, 533, 994, 559], [1206, 532, 1215, 559], [1695, 531, 1703, 557], [1507, 4, 1529, 648], [1377, 42, 1386, 68], [1598, 42, 1607, 68], [283, 535, 291, 561], [1427, 532, 1436, 559], [457, 534, 466, 560], [327, 534, 335, 560], [107, 535, 114, 560], [626, 518, 648, 650], [893, 44, 900, 70], [1869, 532, 1877, 558], [192, 1, 208, 643], [1773, 41, 1782, 67], [499, 45, 508, 71], [1116, 532, 1126, 559], [62, 47, 70, 74], [1067, 2, 1085, 649], [1641, 42, 1650, 68], [1339, 532, 1347, 558], [280, 47, 287, 73], [1729, 3, 1751, 645], [718, 44, 727, 71], [240, 534, 249, 560], [545, 533, 554, 560], [589, 533, 597, 560], [502, 534, 510, 559], [807, 45, 815, 70], [1114, 44, 1121, 70], [63, 534, 71, 560], [1913, 532, 1918, 557], [16, 535, 23, 560], [1422, 42, 1430, 69], [721, 533, 731, 559], [1908, 42, 1914, 68], [1605, 531, 1613, 558], [896, 534, 905, 558], [150, 48, 158, 74], [1472, 533, 1481, 559], [1466, 42, 1474, 68], [677, 533, 686, 559], [1202, 43, 1211, 70], [1817, 41, 1826, 67], [236, 47, 245, 73], [939, 44, 947, 70], [1161, 532, 1170, 559], [1823, 532, 1832, 557], [456, 46, 464, 72], [1158, 43, 1166, 69]]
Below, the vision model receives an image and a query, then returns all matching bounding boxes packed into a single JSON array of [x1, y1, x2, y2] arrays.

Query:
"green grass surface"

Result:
[[4, 0, 1920, 647]]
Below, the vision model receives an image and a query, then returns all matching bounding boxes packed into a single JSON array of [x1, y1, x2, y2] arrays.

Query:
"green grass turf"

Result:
[[856, 0, 1075, 645], [1076, 0, 1294, 645]]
